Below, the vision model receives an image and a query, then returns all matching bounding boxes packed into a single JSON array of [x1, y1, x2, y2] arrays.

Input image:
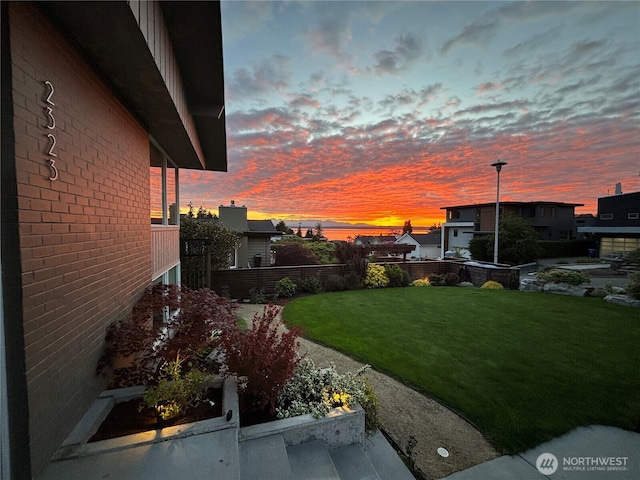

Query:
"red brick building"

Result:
[[1, 2, 227, 477]]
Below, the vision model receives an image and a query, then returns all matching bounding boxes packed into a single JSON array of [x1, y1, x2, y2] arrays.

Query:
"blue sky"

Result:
[[180, 0, 640, 226]]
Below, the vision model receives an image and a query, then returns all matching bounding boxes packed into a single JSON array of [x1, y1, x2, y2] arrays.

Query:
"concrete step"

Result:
[[364, 430, 416, 480], [287, 439, 340, 480], [239, 434, 293, 480], [330, 443, 381, 480]]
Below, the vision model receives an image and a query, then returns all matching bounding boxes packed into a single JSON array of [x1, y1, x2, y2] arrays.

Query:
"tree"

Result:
[[307, 241, 337, 264], [181, 216, 241, 270], [402, 220, 413, 234], [296, 223, 302, 237], [498, 214, 542, 265], [314, 222, 323, 239], [305, 228, 314, 239], [275, 220, 294, 235], [468, 214, 541, 265], [274, 242, 321, 266]]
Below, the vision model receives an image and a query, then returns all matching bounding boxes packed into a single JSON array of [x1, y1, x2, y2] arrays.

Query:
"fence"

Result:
[[202, 260, 518, 299]]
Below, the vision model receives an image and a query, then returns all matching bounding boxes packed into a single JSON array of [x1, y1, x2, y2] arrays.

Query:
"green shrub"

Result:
[[624, 249, 640, 265], [481, 280, 504, 289], [306, 241, 338, 264], [142, 355, 212, 420], [443, 272, 461, 286], [412, 279, 431, 287], [428, 273, 444, 286], [297, 275, 324, 294], [384, 264, 408, 288], [276, 358, 380, 432], [344, 272, 363, 290], [275, 278, 298, 298], [537, 269, 590, 286], [588, 283, 617, 298], [364, 264, 390, 289], [506, 269, 521, 290], [627, 272, 640, 300], [576, 257, 602, 264], [249, 287, 267, 304], [323, 274, 346, 292], [537, 240, 597, 259]]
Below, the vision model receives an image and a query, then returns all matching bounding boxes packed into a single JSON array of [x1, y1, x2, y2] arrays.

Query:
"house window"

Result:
[[539, 206, 557, 217], [449, 209, 460, 220], [629, 213, 639, 220], [600, 213, 613, 220], [453, 229, 458, 237], [229, 248, 238, 269]]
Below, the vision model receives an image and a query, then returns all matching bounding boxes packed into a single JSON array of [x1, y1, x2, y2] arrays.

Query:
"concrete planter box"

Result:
[[52, 376, 239, 460], [240, 404, 366, 450]]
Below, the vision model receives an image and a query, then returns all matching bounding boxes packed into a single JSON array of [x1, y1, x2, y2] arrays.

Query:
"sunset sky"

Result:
[[179, 0, 640, 227]]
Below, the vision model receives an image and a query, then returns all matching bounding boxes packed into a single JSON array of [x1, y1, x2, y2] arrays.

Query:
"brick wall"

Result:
[[9, 4, 151, 474]]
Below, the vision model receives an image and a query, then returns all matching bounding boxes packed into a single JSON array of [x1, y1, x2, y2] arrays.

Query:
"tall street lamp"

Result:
[[491, 159, 507, 264]]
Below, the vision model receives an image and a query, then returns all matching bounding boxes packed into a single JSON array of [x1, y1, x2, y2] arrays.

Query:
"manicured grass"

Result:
[[282, 287, 640, 453]]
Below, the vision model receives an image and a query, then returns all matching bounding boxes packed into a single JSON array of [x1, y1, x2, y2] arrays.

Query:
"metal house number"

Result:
[[43, 80, 58, 181]]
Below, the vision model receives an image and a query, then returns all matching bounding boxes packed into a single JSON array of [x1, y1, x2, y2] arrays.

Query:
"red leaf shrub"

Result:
[[274, 243, 321, 266], [220, 305, 301, 415], [97, 285, 237, 388]]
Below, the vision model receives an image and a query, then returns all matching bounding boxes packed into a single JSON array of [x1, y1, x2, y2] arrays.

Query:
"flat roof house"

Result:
[[440, 201, 583, 258], [577, 191, 640, 258], [1, 2, 227, 477]]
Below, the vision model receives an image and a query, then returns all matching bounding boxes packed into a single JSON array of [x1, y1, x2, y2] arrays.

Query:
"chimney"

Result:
[[615, 183, 622, 195], [219, 202, 247, 232]]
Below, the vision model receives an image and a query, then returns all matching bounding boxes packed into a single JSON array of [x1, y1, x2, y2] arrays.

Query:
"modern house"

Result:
[[218, 202, 281, 268], [577, 191, 640, 258], [440, 201, 584, 258], [395, 232, 442, 260], [1, 2, 227, 477]]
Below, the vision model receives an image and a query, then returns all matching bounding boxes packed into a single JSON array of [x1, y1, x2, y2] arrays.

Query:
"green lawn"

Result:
[[282, 287, 640, 453]]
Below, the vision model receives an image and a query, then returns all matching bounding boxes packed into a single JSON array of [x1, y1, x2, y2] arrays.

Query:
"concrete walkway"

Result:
[[443, 425, 639, 480]]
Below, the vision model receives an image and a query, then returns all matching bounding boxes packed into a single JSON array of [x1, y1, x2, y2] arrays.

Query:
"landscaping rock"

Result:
[[519, 277, 544, 292], [604, 294, 640, 308], [542, 282, 589, 297]]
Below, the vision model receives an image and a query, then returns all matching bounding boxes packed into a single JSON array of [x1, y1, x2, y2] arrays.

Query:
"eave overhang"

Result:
[[41, 1, 227, 172]]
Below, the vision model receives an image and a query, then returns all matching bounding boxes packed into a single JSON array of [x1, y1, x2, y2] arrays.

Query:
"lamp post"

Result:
[[491, 160, 507, 264]]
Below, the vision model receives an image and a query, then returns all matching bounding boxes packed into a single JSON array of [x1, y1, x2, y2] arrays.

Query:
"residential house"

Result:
[[577, 191, 640, 258], [1, 2, 226, 477], [440, 201, 584, 258], [395, 232, 442, 260], [218, 202, 281, 267], [354, 234, 397, 245]]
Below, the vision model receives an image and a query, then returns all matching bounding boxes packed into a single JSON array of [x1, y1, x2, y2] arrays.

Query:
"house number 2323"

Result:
[[43, 80, 58, 181]]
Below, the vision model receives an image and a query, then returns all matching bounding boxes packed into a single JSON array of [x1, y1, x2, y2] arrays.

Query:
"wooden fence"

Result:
[[203, 260, 518, 299]]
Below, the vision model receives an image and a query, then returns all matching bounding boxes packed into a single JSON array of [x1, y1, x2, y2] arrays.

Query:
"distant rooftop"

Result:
[[441, 200, 584, 210]]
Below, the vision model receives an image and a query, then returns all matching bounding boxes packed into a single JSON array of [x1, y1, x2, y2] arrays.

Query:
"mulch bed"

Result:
[[89, 387, 223, 442]]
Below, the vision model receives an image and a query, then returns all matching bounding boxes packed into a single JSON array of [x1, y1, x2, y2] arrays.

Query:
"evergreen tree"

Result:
[[402, 220, 413, 234], [275, 220, 294, 235]]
